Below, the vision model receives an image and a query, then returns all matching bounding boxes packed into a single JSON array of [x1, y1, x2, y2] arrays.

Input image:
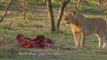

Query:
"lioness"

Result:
[[64, 11, 107, 48]]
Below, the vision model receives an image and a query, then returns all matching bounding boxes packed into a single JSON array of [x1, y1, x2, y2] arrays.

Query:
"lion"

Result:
[[64, 11, 107, 48]]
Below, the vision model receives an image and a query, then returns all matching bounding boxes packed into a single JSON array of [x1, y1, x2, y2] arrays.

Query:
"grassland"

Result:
[[1, 1, 107, 60]]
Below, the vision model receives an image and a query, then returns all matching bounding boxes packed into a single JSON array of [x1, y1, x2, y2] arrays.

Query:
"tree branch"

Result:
[[56, 0, 70, 30], [0, 0, 13, 22]]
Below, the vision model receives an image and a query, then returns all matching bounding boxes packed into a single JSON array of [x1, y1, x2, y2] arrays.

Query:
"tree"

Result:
[[56, 0, 70, 30], [43, 0, 46, 5], [46, 0, 56, 32], [19, 0, 28, 20], [0, 0, 13, 22], [98, 0, 103, 6], [77, 0, 82, 8]]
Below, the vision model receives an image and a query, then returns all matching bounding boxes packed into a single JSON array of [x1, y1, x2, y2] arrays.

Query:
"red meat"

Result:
[[16, 34, 53, 48]]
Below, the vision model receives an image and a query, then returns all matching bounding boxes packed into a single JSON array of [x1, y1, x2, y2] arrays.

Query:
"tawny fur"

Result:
[[64, 11, 107, 48]]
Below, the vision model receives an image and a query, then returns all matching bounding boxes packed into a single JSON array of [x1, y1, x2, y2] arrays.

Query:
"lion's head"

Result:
[[64, 11, 76, 24]]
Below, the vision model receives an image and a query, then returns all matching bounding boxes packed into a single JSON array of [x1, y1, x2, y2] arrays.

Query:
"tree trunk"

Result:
[[46, 0, 56, 32], [43, 0, 46, 5], [77, 0, 82, 8], [22, 0, 27, 20], [99, 0, 103, 6], [56, 0, 70, 30], [0, 0, 13, 22]]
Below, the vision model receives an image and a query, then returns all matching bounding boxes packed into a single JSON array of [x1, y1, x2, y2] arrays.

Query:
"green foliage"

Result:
[[79, 5, 103, 14]]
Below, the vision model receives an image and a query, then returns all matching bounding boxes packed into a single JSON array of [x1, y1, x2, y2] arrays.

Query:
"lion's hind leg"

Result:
[[96, 33, 105, 48]]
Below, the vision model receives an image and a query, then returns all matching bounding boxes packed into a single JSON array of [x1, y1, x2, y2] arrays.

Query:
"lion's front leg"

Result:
[[73, 32, 80, 48], [80, 33, 86, 48]]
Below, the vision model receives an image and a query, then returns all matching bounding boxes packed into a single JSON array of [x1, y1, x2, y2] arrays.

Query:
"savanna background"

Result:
[[0, 0, 107, 60]]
